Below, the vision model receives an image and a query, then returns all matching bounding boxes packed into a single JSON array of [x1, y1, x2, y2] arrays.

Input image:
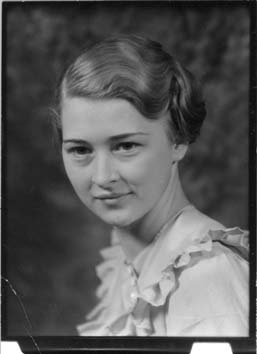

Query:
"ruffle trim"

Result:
[[78, 227, 249, 336]]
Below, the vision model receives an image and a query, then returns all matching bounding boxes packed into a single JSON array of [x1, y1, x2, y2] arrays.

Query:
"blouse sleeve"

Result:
[[165, 235, 249, 337], [166, 313, 248, 336]]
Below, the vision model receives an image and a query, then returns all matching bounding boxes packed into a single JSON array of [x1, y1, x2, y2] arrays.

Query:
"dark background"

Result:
[[4, 2, 249, 336]]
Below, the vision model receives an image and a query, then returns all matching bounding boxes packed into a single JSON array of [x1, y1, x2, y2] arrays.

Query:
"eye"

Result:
[[66, 145, 93, 159], [114, 142, 141, 153], [116, 142, 140, 151]]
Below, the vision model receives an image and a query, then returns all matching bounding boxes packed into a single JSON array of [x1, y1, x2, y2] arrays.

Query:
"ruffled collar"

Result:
[[102, 204, 248, 308], [110, 205, 218, 304], [112, 207, 204, 281], [78, 205, 249, 336]]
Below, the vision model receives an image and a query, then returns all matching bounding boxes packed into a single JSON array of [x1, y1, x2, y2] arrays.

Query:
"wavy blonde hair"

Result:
[[55, 35, 206, 144]]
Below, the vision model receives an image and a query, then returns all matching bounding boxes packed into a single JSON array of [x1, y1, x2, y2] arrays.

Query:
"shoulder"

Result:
[[175, 243, 248, 305], [174, 204, 224, 236], [137, 205, 249, 303], [166, 232, 249, 336], [162, 206, 249, 335], [170, 206, 249, 312], [169, 205, 249, 265]]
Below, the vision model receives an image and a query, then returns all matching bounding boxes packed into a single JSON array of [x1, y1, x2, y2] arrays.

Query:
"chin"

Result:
[[98, 210, 137, 228]]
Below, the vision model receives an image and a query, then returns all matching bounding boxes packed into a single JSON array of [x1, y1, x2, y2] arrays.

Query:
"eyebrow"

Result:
[[62, 132, 149, 144]]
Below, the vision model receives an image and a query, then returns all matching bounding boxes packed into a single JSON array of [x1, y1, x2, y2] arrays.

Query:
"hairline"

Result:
[[59, 84, 177, 146]]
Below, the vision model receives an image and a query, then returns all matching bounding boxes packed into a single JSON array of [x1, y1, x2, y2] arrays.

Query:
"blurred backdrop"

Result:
[[4, 2, 249, 336]]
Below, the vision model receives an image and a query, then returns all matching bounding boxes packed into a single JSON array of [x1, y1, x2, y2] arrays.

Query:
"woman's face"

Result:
[[61, 97, 179, 227]]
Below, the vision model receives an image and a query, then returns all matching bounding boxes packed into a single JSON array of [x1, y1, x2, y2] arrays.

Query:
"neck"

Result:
[[114, 164, 190, 260]]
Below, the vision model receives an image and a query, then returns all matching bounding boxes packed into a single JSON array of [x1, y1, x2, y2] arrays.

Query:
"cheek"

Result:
[[124, 150, 172, 192], [143, 161, 171, 197], [63, 159, 91, 196]]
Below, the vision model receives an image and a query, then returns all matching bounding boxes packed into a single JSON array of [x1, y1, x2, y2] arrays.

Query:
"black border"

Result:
[[1, 1, 256, 353]]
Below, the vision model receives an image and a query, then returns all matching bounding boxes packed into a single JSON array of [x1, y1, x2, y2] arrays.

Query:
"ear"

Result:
[[172, 144, 188, 162]]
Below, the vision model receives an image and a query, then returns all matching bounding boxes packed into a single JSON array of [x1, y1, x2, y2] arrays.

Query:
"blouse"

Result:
[[77, 205, 249, 336]]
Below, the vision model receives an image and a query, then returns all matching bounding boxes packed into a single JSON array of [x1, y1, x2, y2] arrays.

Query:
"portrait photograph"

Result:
[[2, 1, 256, 353]]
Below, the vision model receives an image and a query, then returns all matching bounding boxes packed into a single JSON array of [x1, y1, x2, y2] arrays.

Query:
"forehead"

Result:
[[61, 97, 169, 140]]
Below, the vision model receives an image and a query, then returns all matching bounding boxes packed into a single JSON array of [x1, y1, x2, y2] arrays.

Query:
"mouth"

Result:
[[94, 192, 132, 202]]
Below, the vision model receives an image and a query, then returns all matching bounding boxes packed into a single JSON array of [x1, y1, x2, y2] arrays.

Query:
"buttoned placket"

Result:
[[124, 260, 139, 312]]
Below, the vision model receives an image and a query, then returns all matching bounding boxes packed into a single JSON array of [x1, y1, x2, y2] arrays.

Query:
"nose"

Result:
[[91, 152, 119, 186]]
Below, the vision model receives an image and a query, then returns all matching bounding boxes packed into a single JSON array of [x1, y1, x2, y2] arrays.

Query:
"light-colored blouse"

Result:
[[77, 205, 249, 336]]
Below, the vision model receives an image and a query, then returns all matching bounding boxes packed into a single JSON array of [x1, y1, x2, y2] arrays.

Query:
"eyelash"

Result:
[[114, 142, 141, 152], [67, 146, 92, 156], [66, 142, 141, 159]]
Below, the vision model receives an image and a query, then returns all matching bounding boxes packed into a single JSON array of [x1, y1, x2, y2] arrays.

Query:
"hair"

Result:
[[55, 34, 206, 144]]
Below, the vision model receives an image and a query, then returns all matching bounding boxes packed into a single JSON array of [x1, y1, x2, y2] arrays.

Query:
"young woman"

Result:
[[55, 35, 248, 336]]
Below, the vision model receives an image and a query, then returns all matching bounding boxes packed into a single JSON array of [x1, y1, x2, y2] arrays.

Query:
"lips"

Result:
[[94, 192, 131, 200]]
